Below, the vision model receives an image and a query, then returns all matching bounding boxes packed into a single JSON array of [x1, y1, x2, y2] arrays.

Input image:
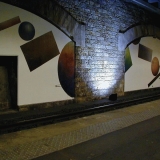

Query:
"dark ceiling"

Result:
[[126, 0, 160, 15], [146, 0, 160, 8]]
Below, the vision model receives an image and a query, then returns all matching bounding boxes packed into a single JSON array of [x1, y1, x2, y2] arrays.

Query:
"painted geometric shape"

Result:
[[19, 22, 35, 41], [138, 44, 152, 62], [151, 57, 159, 76], [58, 41, 75, 97], [20, 31, 60, 71], [0, 16, 21, 31], [125, 47, 132, 72], [148, 73, 160, 87]]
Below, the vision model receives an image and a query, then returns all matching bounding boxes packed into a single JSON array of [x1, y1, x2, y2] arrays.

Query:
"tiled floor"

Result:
[[0, 99, 160, 160]]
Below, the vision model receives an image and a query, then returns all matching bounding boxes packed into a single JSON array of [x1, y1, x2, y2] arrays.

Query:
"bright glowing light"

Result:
[[84, 56, 123, 97]]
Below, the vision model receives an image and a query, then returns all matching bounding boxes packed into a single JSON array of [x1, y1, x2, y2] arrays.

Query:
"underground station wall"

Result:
[[0, 0, 160, 112]]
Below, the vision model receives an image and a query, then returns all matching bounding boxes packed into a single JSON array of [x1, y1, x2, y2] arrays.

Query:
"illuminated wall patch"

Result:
[[20, 31, 60, 71], [0, 16, 21, 31]]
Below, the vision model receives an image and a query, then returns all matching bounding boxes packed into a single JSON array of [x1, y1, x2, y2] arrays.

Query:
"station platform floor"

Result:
[[0, 99, 160, 160]]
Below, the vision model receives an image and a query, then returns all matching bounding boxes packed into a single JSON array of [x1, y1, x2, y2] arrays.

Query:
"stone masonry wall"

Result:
[[1, 0, 160, 104], [54, 0, 155, 102]]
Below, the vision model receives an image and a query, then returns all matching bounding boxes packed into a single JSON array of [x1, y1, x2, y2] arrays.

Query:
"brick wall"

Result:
[[54, 0, 154, 101], [1, 0, 159, 105]]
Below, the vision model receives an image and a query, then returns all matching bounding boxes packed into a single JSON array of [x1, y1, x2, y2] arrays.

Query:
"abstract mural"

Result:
[[138, 44, 152, 62], [0, 16, 21, 31], [58, 41, 75, 97], [125, 37, 160, 91], [125, 47, 132, 72], [20, 31, 60, 71], [18, 22, 35, 41], [0, 2, 75, 105]]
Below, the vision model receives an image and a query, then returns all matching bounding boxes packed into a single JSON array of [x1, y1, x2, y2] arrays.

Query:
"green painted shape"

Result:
[[125, 47, 132, 72]]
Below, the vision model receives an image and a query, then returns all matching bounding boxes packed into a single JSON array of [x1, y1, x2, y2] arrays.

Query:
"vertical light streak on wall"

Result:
[[0, 16, 21, 31]]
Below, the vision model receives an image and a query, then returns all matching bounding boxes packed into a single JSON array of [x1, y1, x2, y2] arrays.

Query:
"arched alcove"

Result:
[[118, 24, 160, 97], [118, 24, 160, 51], [0, 0, 85, 47]]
